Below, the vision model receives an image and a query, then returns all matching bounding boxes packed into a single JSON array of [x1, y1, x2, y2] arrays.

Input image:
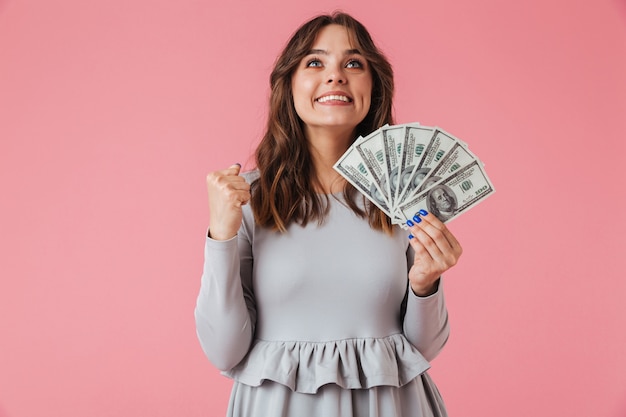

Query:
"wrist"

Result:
[[207, 228, 237, 241], [410, 278, 440, 297]]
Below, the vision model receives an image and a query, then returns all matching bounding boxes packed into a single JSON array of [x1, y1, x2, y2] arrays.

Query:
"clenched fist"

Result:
[[206, 164, 251, 240]]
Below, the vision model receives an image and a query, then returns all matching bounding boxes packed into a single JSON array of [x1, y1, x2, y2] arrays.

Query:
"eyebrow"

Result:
[[307, 48, 362, 56]]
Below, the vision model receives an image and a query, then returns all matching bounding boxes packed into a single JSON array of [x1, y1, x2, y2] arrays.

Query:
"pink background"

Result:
[[1, 0, 625, 416]]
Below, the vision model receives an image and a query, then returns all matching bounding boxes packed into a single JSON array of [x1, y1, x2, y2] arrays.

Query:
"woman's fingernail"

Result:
[[408, 234, 414, 240], [406, 220, 414, 227], [419, 209, 428, 216], [413, 215, 422, 224]]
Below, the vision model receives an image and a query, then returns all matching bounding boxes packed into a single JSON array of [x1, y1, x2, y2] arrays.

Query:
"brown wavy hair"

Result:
[[251, 12, 395, 233]]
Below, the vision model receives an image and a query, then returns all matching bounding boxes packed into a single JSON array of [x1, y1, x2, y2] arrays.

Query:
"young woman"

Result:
[[196, 12, 462, 417]]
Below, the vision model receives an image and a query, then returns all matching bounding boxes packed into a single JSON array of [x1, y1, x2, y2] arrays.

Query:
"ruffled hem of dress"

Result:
[[222, 333, 431, 394]]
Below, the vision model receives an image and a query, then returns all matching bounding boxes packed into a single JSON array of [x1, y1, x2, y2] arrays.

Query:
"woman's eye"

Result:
[[346, 59, 364, 69], [306, 59, 323, 68]]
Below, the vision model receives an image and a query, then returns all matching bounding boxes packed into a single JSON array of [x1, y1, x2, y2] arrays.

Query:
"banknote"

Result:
[[397, 160, 495, 223], [408, 140, 480, 199], [381, 124, 411, 223], [333, 142, 392, 217], [381, 124, 407, 203], [355, 129, 391, 204], [394, 125, 435, 209]]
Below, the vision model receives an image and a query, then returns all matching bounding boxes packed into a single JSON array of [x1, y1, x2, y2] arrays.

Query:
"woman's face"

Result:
[[291, 24, 372, 139]]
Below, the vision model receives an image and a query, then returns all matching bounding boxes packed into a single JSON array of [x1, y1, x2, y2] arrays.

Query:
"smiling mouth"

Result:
[[316, 95, 352, 103]]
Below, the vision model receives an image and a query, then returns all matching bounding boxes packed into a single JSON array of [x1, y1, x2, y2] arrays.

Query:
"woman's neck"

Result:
[[306, 127, 355, 194]]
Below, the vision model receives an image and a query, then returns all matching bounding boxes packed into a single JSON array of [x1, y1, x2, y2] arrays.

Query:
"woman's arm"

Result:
[[402, 278, 450, 362], [194, 231, 256, 371], [194, 165, 255, 371], [402, 210, 461, 361]]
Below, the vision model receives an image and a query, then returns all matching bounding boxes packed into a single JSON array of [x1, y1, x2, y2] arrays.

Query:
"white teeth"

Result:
[[317, 95, 350, 103]]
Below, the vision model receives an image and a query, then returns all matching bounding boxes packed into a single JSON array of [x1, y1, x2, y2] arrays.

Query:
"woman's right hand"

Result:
[[205, 164, 251, 240]]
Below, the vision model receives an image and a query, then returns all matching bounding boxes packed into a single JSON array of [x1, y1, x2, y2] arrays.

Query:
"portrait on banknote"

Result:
[[427, 185, 458, 222]]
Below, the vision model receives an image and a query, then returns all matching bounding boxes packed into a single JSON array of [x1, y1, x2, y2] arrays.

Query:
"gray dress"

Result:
[[195, 171, 450, 417]]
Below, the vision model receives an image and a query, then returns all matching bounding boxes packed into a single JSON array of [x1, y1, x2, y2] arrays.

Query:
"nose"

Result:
[[326, 67, 346, 84]]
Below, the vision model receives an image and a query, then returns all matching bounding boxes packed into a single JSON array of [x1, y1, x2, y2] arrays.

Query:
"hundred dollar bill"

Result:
[[382, 124, 408, 204], [333, 142, 392, 217], [395, 125, 435, 211], [396, 127, 462, 206], [397, 160, 495, 224], [411, 140, 480, 197], [355, 128, 391, 203]]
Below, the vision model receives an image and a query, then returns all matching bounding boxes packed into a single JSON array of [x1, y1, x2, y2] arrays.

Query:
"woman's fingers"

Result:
[[406, 210, 463, 294], [416, 212, 462, 258], [407, 211, 462, 262]]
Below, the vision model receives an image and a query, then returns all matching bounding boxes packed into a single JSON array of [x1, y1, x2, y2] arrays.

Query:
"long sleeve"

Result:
[[402, 283, 449, 362], [401, 246, 450, 362], [194, 229, 256, 371]]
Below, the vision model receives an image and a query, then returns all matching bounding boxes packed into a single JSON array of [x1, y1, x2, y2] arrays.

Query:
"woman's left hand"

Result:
[[406, 210, 463, 296]]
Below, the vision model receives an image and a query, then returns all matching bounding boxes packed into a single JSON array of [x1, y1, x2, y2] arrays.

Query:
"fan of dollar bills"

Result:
[[333, 123, 495, 226]]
